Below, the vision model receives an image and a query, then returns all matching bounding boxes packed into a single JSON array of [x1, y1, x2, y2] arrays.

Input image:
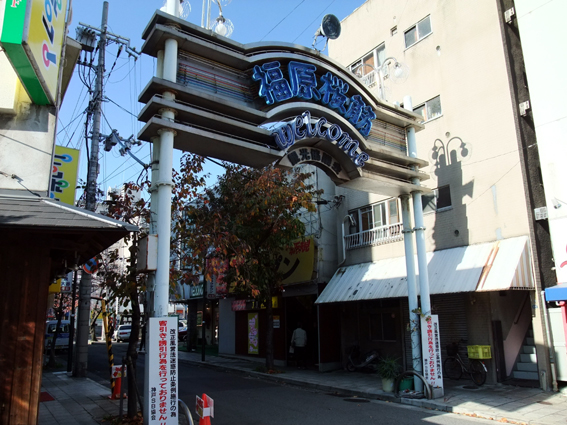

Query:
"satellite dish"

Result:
[[312, 14, 341, 51]]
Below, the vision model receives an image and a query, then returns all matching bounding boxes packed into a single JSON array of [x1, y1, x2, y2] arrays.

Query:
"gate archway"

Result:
[[138, 11, 429, 195]]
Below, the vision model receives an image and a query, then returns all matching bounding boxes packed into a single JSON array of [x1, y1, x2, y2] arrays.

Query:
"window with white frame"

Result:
[[350, 44, 386, 86], [346, 198, 402, 249], [413, 96, 442, 122], [422, 185, 452, 214], [404, 15, 432, 48]]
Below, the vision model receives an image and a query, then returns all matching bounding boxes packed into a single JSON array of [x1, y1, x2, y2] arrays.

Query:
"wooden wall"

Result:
[[1, 233, 50, 425]]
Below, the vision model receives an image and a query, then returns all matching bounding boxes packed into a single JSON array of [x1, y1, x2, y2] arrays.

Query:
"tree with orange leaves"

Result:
[[178, 164, 319, 369]]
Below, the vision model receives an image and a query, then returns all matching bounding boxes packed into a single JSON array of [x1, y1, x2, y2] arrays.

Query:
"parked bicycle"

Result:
[[443, 340, 487, 386], [345, 344, 381, 372]]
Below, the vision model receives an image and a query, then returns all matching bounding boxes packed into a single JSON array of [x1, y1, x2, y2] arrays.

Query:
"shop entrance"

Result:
[[286, 295, 318, 368]]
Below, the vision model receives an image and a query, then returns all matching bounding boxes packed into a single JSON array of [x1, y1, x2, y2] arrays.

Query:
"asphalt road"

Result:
[[87, 342, 492, 425]]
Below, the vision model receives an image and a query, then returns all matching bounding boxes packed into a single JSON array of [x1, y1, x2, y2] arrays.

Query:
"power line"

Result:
[[292, 0, 337, 43], [260, 0, 306, 41], [104, 96, 138, 118]]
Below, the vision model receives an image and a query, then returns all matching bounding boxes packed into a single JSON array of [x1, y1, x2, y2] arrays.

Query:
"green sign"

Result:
[[1, 0, 68, 105]]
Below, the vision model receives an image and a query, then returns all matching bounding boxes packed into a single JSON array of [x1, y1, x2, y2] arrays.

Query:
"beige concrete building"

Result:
[[318, 0, 555, 389]]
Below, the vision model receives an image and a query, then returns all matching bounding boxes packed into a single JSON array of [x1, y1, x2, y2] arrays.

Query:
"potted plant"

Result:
[[376, 356, 402, 393]]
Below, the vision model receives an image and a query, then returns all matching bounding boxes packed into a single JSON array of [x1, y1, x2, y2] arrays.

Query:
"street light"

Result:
[[161, 0, 234, 37], [203, 0, 234, 38], [353, 57, 409, 101]]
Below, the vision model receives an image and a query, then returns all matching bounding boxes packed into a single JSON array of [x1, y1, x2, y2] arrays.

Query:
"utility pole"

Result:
[[73, 1, 138, 377], [74, 1, 108, 377]]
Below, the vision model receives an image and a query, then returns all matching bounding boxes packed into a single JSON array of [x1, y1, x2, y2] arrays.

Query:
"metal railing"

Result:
[[179, 399, 195, 425], [345, 222, 403, 250]]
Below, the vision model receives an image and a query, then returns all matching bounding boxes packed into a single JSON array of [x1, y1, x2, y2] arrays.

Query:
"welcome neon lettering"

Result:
[[272, 111, 370, 168]]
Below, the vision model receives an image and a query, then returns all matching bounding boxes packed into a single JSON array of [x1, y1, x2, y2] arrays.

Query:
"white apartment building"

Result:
[[317, 0, 565, 390]]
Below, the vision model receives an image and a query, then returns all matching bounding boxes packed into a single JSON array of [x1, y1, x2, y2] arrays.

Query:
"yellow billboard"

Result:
[[48, 278, 62, 294], [277, 237, 315, 285], [50, 145, 79, 205], [27, 0, 68, 103]]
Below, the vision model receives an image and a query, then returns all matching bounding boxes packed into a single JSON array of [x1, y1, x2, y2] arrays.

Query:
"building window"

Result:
[[404, 15, 432, 48], [422, 185, 452, 213], [350, 44, 386, 87], [413, 96, 442, 122], [346, 198, 403, 249], [390, 26, 397, 36]]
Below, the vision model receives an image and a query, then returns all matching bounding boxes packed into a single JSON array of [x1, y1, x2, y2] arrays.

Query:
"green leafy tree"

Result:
[[180, 164, 319, 369]]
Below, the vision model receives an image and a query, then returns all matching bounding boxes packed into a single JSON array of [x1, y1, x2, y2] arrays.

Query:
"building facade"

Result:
[[318, 0, 563, 389]]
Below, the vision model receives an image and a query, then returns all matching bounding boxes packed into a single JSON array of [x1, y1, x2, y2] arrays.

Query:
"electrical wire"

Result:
[[260, 0, 306, 41], [105, 97, 138, 118], [292, 0, 337, 43]]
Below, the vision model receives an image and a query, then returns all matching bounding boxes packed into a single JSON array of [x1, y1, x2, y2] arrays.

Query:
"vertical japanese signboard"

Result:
[[421, 314, 443, 395], [248, 312, 259, 354], [1, 0, 68, 105], [50, 145, 79, 205], [147, 317, 178, 425]]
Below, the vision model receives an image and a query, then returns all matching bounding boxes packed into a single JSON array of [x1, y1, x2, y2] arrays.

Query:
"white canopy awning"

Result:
[[315, 236, 533, 304]]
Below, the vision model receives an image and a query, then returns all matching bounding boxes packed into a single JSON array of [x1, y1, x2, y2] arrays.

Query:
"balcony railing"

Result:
[[345, 222, 403, 250]]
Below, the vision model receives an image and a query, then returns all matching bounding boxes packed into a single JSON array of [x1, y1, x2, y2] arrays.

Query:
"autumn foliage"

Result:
[[178, 164, 319, 368]]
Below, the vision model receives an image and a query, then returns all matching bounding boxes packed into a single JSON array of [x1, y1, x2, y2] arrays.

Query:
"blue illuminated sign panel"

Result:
[[253, 61, 376, 137], [272, 111, 370, 168]]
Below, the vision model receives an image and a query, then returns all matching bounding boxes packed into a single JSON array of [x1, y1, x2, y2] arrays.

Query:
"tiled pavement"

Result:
[[39, 371, 121, 425], [39, 350, 567, 425]]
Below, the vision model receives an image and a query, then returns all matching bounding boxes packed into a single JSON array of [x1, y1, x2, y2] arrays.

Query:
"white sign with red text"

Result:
[[111, 365, 126, 378], [147, 317, 178, 425], [421, 314, 444, 396]]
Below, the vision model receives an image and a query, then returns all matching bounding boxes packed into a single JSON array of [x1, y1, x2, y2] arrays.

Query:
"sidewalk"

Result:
[[40, 350, 567, 425], [39, 371, 121, 425]]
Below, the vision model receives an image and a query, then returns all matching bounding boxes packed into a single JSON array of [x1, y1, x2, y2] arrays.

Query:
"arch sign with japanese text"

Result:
[[137, 12, 432, 425], [137, 11, 429, 198]]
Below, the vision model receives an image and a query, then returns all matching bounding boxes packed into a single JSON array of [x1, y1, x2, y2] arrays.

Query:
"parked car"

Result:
[[45, 320, 70, 350], [115, 324, 131, 342]]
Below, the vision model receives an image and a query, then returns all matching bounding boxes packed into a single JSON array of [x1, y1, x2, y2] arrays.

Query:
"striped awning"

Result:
[[315, 236, 534, 304]]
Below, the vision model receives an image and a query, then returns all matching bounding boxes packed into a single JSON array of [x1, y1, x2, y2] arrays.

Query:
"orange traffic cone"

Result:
[[199, 393, 211, 425], [109, 377, 121, 400]]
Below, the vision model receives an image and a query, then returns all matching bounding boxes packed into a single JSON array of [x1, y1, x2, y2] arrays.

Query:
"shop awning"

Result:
[[545, 284, 567, 302], [0, 196, 138, 278], [315, 236, 533, 304]]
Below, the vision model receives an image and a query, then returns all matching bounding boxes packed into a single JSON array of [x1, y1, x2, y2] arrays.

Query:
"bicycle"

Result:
[[443, 340, 487, 386]]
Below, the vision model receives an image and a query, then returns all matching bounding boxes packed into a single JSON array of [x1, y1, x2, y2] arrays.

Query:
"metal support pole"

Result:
[[67, 270, 78, 373], [400, 195, 423, 391], [145, 27, 178, 425], [403, 95, 432, 317], [74, 2, 108, 377], [202, 275, 207, 362]]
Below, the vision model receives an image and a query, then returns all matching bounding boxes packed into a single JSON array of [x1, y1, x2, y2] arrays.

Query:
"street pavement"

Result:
[[40, 348, 567, 425]]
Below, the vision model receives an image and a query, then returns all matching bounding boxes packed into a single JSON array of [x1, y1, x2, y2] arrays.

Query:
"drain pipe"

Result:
[[338, 214, 355, 267], [401, 194, 423, 392]]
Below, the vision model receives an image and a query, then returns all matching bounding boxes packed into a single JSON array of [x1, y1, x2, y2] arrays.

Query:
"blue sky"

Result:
[[57, 0, 366, 198]]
